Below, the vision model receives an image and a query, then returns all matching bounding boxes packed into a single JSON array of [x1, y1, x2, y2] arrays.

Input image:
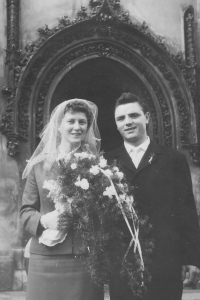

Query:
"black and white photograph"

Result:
[[0, 1, 200, 299]]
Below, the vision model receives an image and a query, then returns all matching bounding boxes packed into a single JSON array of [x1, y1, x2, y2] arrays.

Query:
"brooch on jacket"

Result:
[[148, 153, 155, 164]]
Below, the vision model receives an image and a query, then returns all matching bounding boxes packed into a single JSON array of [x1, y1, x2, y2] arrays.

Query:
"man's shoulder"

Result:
[[158, 144, 186, 160], [105, 140, 186, 162]]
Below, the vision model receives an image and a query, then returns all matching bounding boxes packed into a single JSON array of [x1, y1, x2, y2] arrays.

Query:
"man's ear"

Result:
[[145, 112, 150, 124]]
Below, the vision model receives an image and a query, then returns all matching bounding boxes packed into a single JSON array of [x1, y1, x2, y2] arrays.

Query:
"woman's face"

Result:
[[59, 110, 88, 146]]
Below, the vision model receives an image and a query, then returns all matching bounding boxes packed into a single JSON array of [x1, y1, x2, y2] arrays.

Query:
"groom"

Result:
[[105, 92, 200, 300]]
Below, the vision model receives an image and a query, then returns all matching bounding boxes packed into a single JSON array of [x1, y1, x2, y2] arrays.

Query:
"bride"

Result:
[[20, 99, 103, 300]]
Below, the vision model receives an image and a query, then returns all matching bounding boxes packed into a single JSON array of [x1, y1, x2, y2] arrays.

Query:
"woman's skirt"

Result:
[[26, 254, 103, 300]]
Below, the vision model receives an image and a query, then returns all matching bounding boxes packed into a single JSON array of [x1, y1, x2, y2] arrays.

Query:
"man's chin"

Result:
[[124, 134, 137, 142], [125, 135, 146, 145]]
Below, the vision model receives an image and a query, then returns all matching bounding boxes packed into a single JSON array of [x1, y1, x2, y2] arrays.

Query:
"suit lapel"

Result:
[[114, 141, 161, 175], [116, 140, 161, 174], [135, 140, 161, 174], [116, 145, 136, 173]]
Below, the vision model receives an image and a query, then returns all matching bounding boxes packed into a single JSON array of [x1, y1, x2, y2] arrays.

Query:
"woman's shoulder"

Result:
[[27, 161, 49, 182], [33, 160, 45, 173]]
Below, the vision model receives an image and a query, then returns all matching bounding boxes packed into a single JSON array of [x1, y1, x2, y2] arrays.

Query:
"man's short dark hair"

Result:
[[115, 92, 150, 114]]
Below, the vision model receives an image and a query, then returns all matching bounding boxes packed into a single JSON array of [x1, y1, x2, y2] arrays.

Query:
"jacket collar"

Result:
[[115, 139, 161, 174]]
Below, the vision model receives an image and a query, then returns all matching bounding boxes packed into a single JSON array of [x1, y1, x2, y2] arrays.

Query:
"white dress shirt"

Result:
[[124, 137, 150, 168]]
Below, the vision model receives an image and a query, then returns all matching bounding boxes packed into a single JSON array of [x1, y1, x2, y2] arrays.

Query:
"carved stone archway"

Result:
[[1, 0, 199, 164]]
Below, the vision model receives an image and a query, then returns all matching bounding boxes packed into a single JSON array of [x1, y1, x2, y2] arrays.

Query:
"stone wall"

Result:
[[20, 0, 89, 45], [0, 0, 6, 117], [20, 0, 197, 52], [120, 0, 197, 52], [0, 1, 21, 247]]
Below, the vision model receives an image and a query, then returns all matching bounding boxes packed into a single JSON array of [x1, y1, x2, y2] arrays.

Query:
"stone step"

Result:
[[0, 290, 199, 300], [182, 289, 200, 300], [0, 291, 25, 300]]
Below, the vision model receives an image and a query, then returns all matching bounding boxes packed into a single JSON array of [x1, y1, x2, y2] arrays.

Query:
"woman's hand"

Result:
[[40, 210, 67, 230], [182, 265, 200, 288]]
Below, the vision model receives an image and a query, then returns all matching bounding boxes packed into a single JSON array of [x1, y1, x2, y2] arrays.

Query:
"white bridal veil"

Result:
[[22, 99, 101, 178]]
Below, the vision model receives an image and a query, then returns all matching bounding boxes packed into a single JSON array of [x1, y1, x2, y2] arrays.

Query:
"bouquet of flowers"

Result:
[[42, 150, 154, 298]]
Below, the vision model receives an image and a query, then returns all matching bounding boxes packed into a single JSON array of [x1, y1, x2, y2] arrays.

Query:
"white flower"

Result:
[[75, 176, 81, 187], [43, 180, 57, 192], [55, 202, 66, 213], [112, 166, 119, 172], [125, 195, 134, 206], [67, 198, 74, 204], [116, 171, 124, 181], [80, 178, 89, 190], [103, 169, 113, 178], [56, 152, 71, 163], [89, 165, 100, 175], [103, 185, 116, 199], [99, 157, 107, 168], [71, 163, 77, 170], [75, 177, 89, 190], [88, 154, 96, 160], [74, 152, 89, 160], [119, 194, 126, 201], [117, 183, 124, 189], [123, 183, 129, 193], [55, 198, 74, 214], [43, 180, 63, 202]]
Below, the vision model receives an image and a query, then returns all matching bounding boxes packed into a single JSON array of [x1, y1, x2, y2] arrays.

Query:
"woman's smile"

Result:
[[59, 111, 88, 148]]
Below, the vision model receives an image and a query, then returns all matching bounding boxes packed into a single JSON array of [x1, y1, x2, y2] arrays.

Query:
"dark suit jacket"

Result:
[[105, 140, 200, 276], [20, 162, 82, 255]]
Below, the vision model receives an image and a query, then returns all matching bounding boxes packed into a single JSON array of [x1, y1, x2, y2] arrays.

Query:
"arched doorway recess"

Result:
[[3, 0, 199, 164]]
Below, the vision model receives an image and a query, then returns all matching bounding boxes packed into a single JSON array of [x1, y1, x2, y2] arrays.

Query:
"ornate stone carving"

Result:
[[184, 6, 200, 144], [90, 0, 103, 6], [17, 18, 192, 148], [184, 7, 196, 70], [0, 90, 19, 156], [184, 6, 197, 103], [0, 0, 20, 156], [11, 0, 191, 76], [6, 0, 20, 52], [30, 41, 170, 146], [2, 85, 12, 95], [183, 144, 200, 165]]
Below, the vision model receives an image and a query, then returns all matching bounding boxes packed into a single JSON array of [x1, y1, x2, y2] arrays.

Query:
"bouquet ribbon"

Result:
[[100, 168, 145, 271]]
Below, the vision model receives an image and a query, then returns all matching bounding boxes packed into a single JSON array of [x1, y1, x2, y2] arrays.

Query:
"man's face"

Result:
[[115, 102, 150, 146]]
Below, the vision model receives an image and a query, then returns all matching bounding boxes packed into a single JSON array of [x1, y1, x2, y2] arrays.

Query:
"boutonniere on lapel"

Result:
[[148, 152, 156, 164]]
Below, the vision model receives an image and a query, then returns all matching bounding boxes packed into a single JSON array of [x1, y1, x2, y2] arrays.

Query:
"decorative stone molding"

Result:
[[184, 6, 196, 70], [33, 42, 162, 144], [6, 0, 20, 52], [19, 22, 190, 146], [0, 0, 198, 163], [183, 144, 200, 165], [184, 6, 200, 141], [0, 0, 20, 156]]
